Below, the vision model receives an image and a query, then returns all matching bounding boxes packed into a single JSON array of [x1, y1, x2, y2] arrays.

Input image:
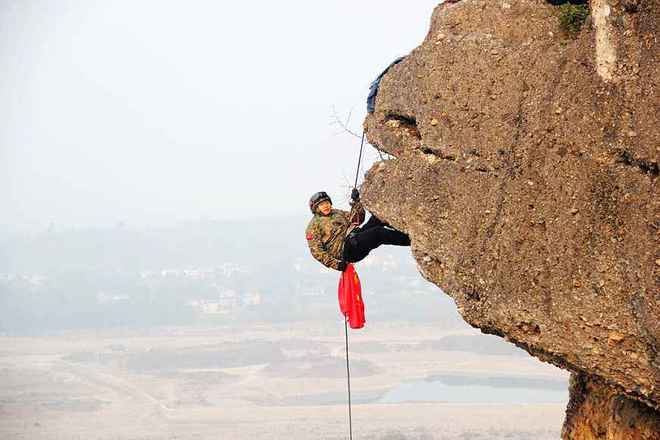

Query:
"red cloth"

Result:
[[338, 264, 365, 329]]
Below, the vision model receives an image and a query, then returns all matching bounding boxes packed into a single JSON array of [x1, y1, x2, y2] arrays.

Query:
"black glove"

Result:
[[337, 261, 348, 272], [351, 188, 360, 202]]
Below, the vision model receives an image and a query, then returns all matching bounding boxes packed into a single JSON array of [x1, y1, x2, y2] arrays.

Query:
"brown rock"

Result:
[[563, 374, 660, 440], [608, 331, 625, 345]]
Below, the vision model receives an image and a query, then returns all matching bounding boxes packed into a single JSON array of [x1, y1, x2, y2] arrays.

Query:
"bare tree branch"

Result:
[[331, 105, 390, 165], [330, 106, 362, 139]]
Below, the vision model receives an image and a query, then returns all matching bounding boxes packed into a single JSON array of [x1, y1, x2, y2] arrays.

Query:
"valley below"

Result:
[[0, 321, 569, 440]]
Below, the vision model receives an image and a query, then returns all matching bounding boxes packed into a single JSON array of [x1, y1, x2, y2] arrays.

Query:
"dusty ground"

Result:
[[0, 321, 568, 440]]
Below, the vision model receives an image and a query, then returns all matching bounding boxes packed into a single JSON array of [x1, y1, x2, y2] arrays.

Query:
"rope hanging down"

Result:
[[343, 129, 366, 440], [344, 318, 353, 440], [353, 130, 366, 190]]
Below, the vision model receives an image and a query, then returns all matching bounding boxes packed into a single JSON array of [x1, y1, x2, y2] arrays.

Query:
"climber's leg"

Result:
[[360, 215, 386, 232], [343, 226, 410, 263]]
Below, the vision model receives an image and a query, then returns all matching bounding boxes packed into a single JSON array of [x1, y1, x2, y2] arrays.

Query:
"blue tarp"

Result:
[[366, 56, 406, 113]]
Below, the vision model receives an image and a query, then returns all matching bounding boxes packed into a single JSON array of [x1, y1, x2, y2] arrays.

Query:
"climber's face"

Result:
[[317, 201, 332, 215]]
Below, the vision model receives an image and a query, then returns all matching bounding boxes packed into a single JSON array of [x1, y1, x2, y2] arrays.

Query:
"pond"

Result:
[[378, 374, 569, 405]]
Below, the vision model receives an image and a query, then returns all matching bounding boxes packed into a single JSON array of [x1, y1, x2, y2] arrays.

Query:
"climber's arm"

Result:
[[306, 223, 343, 271], [348, 200, 366, 225]]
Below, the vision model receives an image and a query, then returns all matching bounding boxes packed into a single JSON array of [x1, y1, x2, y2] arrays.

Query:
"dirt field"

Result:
[[0, 321, 568, 439]]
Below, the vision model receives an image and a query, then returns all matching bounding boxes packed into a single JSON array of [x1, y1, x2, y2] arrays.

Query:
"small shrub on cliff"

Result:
[[558, 4, 590, 35]]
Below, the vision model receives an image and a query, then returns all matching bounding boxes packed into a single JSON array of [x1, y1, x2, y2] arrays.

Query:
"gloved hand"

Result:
[[337, 261, 348, 272], [351, 188, 360, 202]]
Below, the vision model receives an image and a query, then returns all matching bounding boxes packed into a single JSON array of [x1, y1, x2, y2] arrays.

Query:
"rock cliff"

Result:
[[360, 0, 659, 438]]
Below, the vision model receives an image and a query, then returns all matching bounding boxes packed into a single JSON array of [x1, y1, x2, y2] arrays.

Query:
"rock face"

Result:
[[563, 373, 660, 439], [361, 0, 659, 437]]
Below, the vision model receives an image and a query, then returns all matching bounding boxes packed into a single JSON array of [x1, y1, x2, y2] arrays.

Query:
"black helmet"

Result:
[[309, 191, 332, 213]]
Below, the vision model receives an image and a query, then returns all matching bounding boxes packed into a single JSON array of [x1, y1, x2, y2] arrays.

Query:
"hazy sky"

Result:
[[2, 0, 440, 231]]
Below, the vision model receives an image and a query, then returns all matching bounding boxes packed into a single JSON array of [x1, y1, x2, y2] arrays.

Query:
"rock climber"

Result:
[[305, 189, 411, 272]]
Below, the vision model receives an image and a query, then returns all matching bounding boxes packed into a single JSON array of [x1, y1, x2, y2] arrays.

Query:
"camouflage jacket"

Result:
[[305, 201, 365, 271]]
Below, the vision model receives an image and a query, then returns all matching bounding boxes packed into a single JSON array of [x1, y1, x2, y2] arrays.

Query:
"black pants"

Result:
[[343, 216, 410, 263]]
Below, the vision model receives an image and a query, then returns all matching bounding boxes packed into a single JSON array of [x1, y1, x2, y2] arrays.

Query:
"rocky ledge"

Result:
[[361, 0, 658, 438]]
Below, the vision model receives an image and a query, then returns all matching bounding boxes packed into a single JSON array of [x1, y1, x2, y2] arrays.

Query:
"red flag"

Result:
[[338, 264, 365, 329]]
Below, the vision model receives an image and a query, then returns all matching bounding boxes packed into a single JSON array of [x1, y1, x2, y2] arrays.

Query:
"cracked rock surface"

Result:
[[361, 0, 658, 437], [562, 373, 660, 439]]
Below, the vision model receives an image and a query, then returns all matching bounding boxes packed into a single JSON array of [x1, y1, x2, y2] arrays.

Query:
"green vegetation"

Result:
[[558, 4, 590, 35]]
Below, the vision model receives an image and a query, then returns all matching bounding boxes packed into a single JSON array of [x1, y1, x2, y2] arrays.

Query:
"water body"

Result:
[[378, 374, 569, 405]]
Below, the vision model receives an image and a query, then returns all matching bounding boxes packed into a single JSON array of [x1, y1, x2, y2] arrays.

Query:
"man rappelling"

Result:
[[305, 189, 410, 272], [305, 153, 410, 440], [304, 54, 412, 274]]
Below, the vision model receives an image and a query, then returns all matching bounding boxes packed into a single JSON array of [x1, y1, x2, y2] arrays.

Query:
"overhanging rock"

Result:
[[361, 0, 659, 435]]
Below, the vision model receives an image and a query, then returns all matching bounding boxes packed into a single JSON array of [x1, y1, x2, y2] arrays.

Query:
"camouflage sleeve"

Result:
[[348, 200, 365, 225], [306, 222, 343, 271]]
